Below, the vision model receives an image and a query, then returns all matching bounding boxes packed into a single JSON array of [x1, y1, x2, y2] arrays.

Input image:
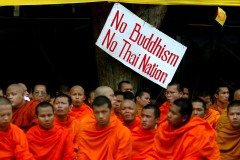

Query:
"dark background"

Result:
[[0, 4, 240, 99]]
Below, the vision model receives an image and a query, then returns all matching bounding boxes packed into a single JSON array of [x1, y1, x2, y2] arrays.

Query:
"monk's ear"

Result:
[[182, 115, 188, 122]]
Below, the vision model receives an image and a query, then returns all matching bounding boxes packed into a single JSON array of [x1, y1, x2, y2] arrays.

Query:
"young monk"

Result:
[[6, 83, 40, 133], [217, 100, 240, 159], [77, 95, 132, 160], [131, 104, 160, 160], [147, 98, 220, 159], [26, 102, 75, 160], [53, 93, 81, 153], [209, 84, 230, 115], [68, 85, 93, 122], [0, 96, 35, 160], [158, 82, 183, 125], [192, 97, 220, 129]]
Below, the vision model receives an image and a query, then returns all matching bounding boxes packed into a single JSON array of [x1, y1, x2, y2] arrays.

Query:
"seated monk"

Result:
[[192, 97, 220, 129], [68, 85, 93, 122], [216, 100, 240, 160], [146, 98, 220, 160], [209, 84, 230, 115], [158, 82, 183, 125], [77, 96, 132, 160], [131, 104, 160, 160], [53, 93, 81, 153], [0, 96, 35, 160], [26, 102, 75, 160], [6, 83, 40, 133], [120, 99, 140, 132]]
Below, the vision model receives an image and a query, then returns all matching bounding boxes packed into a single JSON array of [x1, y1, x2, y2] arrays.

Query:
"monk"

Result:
[[147, 98, 220, 159], [26, 102, 75, 160], [6, 83, 40, 133], [131, 104, 159, 160], [209, 84, 229, 115], [192, 97, 220, 129], [0, 96, 35, 160], [135, 89, 151, 116], [158, 82, 183, 125], [77, 95, 132, 160], [216, 100, 240, 159], [233, 89, 240, 100], [120, 99, 140, 132], [114, 90, 125, 120], [68, 85, 93, 122], [53, 93, 81, 153]]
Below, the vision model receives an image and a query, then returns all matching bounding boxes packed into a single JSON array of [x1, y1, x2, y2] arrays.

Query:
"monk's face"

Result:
[[165, 85, 183, 104], [119, 83, 134, 93], [141, 108, 158, 130], [93, 104, 111, 128], [0, 104, 12, 131], [136, 92, 151, 108], [70, 86, 85, 107], [228, 106, 240, 128], [6, 86, 25, 109], [33, 85, 49, 102], [167, 104, 187, 129], [37, 106, 54, 130], [215, 87, 229, 104], [199, 96, 212, 109], [182, 88, 189, 99], [192, 102, 206, 119], [120, 100, 137, 123], [54, 97, 70, 116], [115, 94, 124, 114]]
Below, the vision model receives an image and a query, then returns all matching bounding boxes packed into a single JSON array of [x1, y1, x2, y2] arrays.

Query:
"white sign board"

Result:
[[96, 3, 187, 88]]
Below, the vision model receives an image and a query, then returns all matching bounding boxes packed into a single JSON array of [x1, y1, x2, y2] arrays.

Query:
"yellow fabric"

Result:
[[1, 0, 240, 6], [216, 110, 240, 160], [215, 7, 227, 26]]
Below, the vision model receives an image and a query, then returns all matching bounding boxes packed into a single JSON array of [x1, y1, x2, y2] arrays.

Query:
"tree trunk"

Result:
[[88, 2, 167, 92]]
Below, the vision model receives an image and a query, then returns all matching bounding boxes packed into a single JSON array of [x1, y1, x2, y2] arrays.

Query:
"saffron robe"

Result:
[[147, 116, 220, 160], [204, 108, 220, 129], [54, 116, 81, 151], [124, 116, 141, 132], [209, 103, 228, 115], [68, 102, 93, 122], [131, 125, 156, 160], [26, 125, 75, 160], [0, 123, 35, 160], [216, 109, 240, 160], [158, 101, 170, 125], [11, 100, 40, 133], [77, 113, 132, 160]]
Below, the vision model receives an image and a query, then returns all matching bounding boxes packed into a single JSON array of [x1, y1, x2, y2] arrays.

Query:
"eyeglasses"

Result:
[[34, 91, 47, 96], [164, 91, 177, 96]]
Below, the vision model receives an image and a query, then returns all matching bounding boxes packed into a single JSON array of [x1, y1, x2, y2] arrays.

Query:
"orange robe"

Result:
[[209, 103, 228, 115], [146, 116, 220, 160], [0, 123, 35, 160], [26, 125, 75, 160], [77, 113, 132, 160], [131, 125, 156, 160], [54, 116, 81, 152], [68, 102, 93, 122], [124, 116, 141, 132], [11, 100, 40, 133], [204, 108, 220, 129], [216, 109, 240, 160], [158, 101, 170, 125]]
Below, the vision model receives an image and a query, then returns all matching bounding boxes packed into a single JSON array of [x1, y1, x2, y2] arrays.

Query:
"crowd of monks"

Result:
[[0, 80, 240, 159]]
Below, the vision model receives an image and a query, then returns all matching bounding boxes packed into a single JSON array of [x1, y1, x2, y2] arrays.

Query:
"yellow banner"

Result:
[[1, 0, 240, 6]]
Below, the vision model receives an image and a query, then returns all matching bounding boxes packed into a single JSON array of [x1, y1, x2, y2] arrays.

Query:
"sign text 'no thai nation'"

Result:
[[96, 3, 187, 88]]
